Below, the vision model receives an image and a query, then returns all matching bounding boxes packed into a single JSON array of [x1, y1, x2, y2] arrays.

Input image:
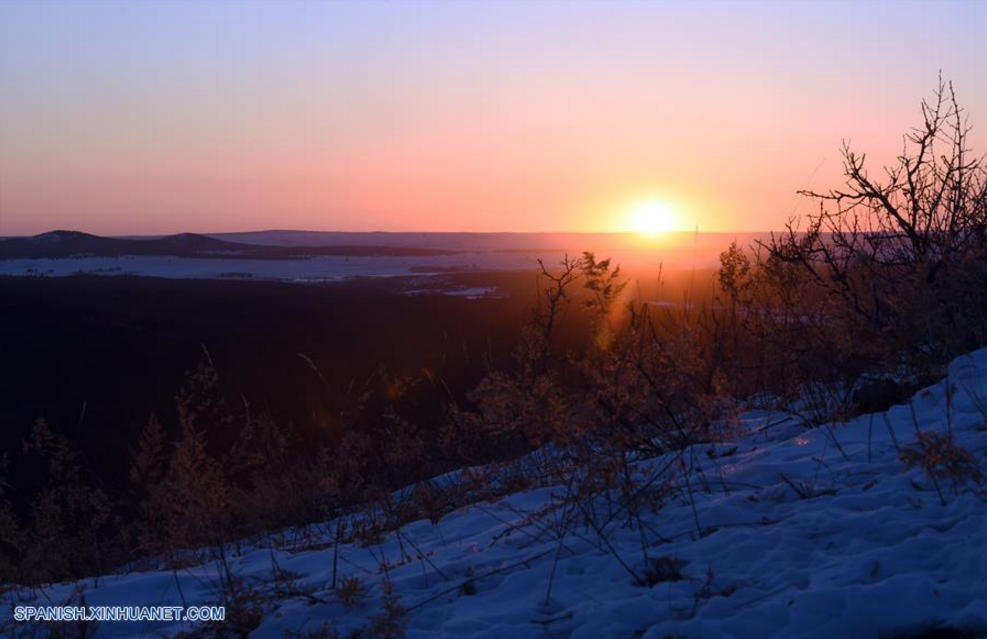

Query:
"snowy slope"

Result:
[[7, 350, 987, 639]]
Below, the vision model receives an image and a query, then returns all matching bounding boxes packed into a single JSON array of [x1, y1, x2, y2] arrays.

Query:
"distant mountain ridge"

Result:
[[203, 230, 775, 257], [0, 231, 456, 260]]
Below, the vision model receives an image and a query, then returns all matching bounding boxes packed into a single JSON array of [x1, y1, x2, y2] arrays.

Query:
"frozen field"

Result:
[[0, 230, 741, 283], [0, 252, 544, 282]]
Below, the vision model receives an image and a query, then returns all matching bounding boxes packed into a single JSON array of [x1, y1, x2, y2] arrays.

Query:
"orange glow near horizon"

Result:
[[0, 1, 984, 236]]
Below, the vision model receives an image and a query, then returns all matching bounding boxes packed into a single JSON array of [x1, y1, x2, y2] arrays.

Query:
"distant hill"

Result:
[[0, 231, 456, 260], [209, 229, 772, 252]]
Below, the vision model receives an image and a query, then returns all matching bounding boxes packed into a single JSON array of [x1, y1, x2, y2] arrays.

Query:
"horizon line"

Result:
[[3, 228, 778, 239]]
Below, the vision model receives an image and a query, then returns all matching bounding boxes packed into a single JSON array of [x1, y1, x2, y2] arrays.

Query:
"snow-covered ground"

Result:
[[404, 286, 501, 299], [0, 232, 729, 283], [0, 252, 545, 282], [7, 350, 987, 639]]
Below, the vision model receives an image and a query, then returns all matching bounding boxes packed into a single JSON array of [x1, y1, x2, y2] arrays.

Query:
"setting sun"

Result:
[[630, 201, 676, 234]]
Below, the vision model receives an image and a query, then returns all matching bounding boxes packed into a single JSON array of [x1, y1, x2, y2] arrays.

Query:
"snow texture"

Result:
[[7, 350, 987, 639]]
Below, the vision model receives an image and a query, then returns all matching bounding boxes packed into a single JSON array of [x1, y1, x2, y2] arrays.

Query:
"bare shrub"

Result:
[[335, 575, 370, 610], [768, 78, 984, 377], [900, 431, 985, 504], [716, 78, 986, 424], [365, 588, 408, 639], [19, 420, 110, 584], [456, 252, 739, 591]]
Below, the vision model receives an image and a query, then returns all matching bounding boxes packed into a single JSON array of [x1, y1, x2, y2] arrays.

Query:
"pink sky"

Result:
[[1, 0, 984, 235]]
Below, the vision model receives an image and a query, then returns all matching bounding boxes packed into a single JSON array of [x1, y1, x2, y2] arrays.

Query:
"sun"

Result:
[[630, 201, 676, 235]]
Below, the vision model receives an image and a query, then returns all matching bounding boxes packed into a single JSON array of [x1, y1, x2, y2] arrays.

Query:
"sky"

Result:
[[0, 0, 984, 236]]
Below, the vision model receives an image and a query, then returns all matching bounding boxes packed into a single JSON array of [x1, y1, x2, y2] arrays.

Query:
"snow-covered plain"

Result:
[[7, 350, 987, 639], [0, 252, 543, 282], [404, 286, 501, 299], [0, 231, 732, 283]]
